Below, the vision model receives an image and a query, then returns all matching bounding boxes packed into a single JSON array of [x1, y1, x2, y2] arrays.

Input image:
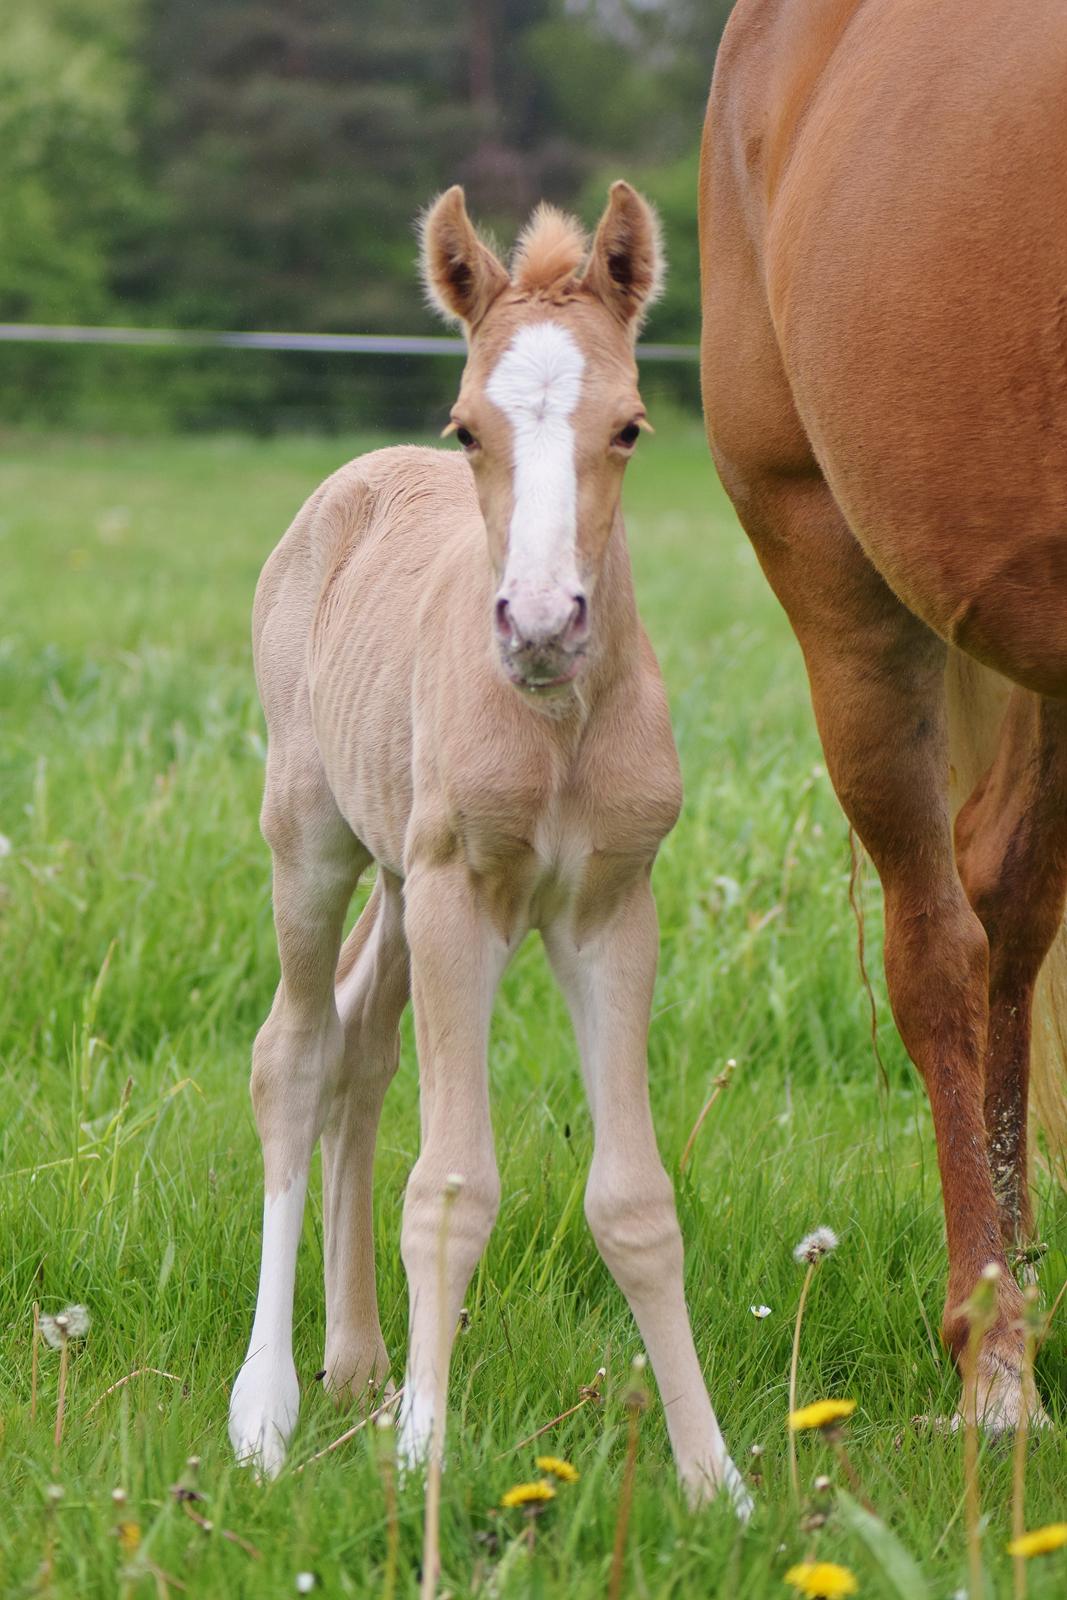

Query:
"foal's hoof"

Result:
[[721, 1455, 756, 1522], [396, 1388, 441, 1475], [228, 1359, 300, 1478], [681, 1453, 754, 1522], [322, 1340, 394, 1411]]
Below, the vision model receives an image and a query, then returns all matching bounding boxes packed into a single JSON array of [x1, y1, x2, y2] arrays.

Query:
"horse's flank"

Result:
[[708, 0, 1067, 691]]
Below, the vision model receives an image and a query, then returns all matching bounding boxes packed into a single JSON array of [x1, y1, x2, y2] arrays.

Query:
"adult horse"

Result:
[[700, 0, 1067, 1426]]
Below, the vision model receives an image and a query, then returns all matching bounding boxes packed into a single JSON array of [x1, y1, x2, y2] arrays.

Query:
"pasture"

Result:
[[1, 423, 1065, 1597]]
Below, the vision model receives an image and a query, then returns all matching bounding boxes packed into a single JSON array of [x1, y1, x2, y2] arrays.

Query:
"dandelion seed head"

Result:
[[443, 1172, 465, 1197], [45, 1484, 64, 1504], [111, 1488, 127, 1507], [750, 1304, 772, 1319], [813, 1474, 832, 1492], [793, 1228, 838, 1266], [40, 1303, 90, 1348], [981, 1262, 1001, 1282], [295, 1573, 319, 1593]]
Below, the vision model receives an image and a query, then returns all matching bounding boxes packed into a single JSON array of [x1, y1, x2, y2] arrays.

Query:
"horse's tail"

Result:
[[946, 650, 1067, 1189]]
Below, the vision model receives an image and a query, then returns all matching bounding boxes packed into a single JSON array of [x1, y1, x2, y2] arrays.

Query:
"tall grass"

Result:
[[1, 425, 1065, 1596]]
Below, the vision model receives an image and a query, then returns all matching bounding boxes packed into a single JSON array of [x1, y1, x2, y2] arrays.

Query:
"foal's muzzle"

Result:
[[494, 589, 589, 690]]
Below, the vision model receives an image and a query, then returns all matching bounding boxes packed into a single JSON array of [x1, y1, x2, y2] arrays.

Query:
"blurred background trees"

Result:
[[0, 0, 734, 430]]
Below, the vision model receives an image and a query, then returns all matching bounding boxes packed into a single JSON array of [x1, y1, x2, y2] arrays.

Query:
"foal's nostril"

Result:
[[494, 596, 513, 642], [567, 593, 589, 644]]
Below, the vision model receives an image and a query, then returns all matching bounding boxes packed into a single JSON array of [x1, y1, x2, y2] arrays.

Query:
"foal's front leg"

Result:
[[229, 815, 365, 1475], [396, 862, 508, 1467], [546, 874, 751, 1516]]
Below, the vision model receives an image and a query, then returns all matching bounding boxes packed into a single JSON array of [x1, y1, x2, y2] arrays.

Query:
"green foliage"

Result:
[[1, 429, 1066, 1594], [0, 0, 737, 430], [0, 0, 143, 321]]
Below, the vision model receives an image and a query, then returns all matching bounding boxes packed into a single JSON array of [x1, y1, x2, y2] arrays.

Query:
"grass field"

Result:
[[1, 423, 1066, 1599]]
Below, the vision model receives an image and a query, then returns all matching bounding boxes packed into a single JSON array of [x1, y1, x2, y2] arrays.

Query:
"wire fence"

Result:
[[0, 324, 700, 434], [0, 323, 699, 361]]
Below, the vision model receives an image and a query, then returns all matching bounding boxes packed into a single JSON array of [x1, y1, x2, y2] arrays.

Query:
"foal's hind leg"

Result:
[[954, 688, 1067, 1250], [321, 869, 410, 1405], [737, 474, 1031, 1425], [229, 773, 366, 1474]]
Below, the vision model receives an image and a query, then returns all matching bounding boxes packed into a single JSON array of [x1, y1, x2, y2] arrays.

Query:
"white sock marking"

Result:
[[229, 1180, 306, 1474]]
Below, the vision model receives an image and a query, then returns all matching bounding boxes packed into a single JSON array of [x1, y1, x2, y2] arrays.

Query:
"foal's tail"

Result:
[[946, 651, 1067, 1189]]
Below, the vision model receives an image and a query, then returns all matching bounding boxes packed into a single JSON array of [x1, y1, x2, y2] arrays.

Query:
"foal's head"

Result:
[[421, 182, 664, 695]]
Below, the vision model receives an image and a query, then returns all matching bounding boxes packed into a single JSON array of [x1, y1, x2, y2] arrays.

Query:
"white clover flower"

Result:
[[793, 1228, 839, 1266]]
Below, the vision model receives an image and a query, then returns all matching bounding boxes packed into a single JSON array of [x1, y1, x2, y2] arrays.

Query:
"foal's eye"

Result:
[[613, 422, 641, 450], [455, 426, 478, 450]]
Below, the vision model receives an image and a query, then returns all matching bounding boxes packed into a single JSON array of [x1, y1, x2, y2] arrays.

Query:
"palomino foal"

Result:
[[228, 182, 747, 1511]]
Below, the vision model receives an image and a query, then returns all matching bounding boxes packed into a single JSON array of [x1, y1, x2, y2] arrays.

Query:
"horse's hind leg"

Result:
[[321, 868, 410, 1405], [734, 473, 1032, 1425], [954, 687, 1067, 1251], [229, 765, 366, 1474]]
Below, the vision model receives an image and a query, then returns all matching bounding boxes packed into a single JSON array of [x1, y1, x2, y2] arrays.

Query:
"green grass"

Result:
[[1, 422, 1065, 1598]]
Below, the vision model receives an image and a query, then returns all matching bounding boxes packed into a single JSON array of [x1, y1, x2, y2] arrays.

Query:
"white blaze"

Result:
[[485, 321, 585, 641]]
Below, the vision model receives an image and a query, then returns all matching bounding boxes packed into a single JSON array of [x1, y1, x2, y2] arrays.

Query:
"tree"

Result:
[[0, 0, 143, 321]]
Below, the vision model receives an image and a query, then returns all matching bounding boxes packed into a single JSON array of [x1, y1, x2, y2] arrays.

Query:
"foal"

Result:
[[228, 182, 746, 1511]]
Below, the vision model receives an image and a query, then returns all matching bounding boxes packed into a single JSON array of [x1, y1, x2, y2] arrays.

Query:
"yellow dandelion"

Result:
[[500, 1481, 556, 1509], [116, 1521, 142, 1555], [784, 1561, 859, 1598], [535, 1456, 579, 1484], [788, 1399, 857, 1432], [1007, 1523, 1067, 1558]]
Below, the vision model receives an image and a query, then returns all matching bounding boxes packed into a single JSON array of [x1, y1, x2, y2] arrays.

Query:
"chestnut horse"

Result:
[[701, 0, 1067, 1427], [228, 182, 748, 1511]]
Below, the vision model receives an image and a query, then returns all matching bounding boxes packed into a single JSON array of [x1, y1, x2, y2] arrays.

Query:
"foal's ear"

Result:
[[420, 186, 509, 332], [583, 181, 665, 331]]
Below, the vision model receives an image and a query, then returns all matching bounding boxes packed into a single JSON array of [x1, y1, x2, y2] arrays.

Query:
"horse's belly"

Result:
[[309, 574, 416, 875]]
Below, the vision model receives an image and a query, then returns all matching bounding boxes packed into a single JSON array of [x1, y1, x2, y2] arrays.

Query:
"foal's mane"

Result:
[[510, 204, 588, 293]]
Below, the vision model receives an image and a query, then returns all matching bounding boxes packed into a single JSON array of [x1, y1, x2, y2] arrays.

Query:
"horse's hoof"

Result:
[[228, 1359, 300, 1477], [722, 1456, 755, 1522], [949, 1354, 1050, 1436], [680, 1453, 754, 1521], [321, 1341, 395, 1410]]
